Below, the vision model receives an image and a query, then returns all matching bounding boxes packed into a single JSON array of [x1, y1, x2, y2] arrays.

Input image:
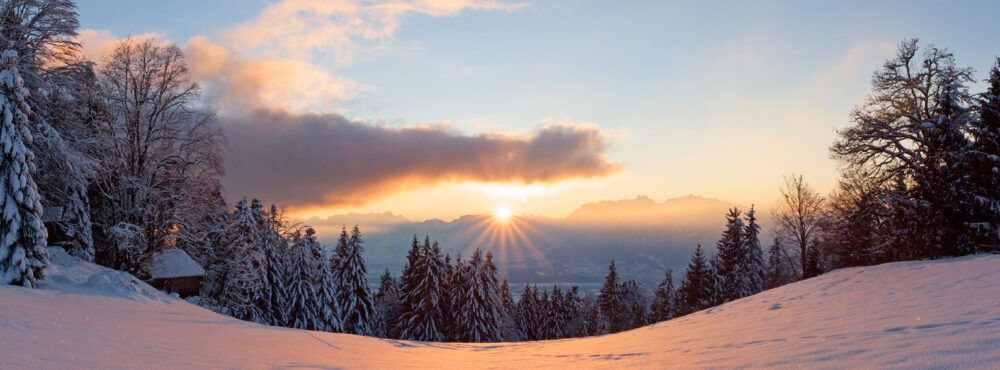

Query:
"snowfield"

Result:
[[1, 248, 999, 369]]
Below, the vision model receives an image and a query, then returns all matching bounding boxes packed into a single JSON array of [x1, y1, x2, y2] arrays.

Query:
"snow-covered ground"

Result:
[[2, 248, 998, 368]]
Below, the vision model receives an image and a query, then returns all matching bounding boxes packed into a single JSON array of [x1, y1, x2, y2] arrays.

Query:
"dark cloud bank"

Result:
[[222, 109, 622, 207]]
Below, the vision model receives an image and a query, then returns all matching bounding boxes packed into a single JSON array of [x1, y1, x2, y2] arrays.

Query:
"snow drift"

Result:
[[1, 248, 998, 368]]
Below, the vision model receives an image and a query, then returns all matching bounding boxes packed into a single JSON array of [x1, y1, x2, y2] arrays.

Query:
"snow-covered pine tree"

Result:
[[374, 268, 400, 338], [598, 260, 625, 332], [262, 204, 289, 326], [479, 251, 505, 341], [390, 235, 423, 338], [177, 184, 229, 300], [335, 225, 376, 336], [219, 199, 269, 324], [314, 243, 342, 333], [285, 228, 319, 330], [451, 249, 503, 342], [0, 1, 95, 263], [515, 284, 544, 340], [742, 205, 765, 296], [0, 49, 47, 287], [577, 292, 607, 336], [911, 82, 981, 257], [560, 286, 582, 338], [498, 278, 521, 341], [443, 253, 465, 341], [711, 208, 745, 304], [650, 268, 675, 322], [397, 237, 447, 341], [970, 58, 1000, 247], [676, 245, 714, 316], [620, 280, 648, 330]]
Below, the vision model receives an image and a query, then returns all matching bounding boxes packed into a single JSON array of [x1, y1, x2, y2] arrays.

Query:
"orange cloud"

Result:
[[184, 36, 362, 113], [222, 109, 621, 209], [228, 0, 529, 64]]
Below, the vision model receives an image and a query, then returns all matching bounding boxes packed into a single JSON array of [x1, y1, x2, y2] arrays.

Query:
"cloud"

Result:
[[228, 0, 529, 65], [77, 29, 165, 63], [184, 36, 362, 113], [222, 109, 621, 208]]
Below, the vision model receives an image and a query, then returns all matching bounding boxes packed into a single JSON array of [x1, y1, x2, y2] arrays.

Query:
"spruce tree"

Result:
[[598, 260, 625, 332], [263, 204, 288, 327], [620, 280, 648, 330], [285, 229, 317, 330], [335, 225, 376, 336], [499, 278, 521, 341], [397, 237, 447, 341], [742, 206, 765, 296], [220, 199, 268, 324], [971, 58, 1000, 245], [374, 268, 400, 338], [452, 250, 504, 342], [676, 245, 714, 316], [561, 286, 582, 338], [763, 238, 791, 289], [650, 268, 675, 322], [478, 251, 505, 341], [0, 49, 47, 287], [314, 246, 342, 333], [391, 235, 423, 338], [516, 284, 544, 340], [711, 208, 745, 303]]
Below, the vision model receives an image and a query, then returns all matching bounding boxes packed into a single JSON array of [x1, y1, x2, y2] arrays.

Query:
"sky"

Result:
[[76, 0, 1000, 222]]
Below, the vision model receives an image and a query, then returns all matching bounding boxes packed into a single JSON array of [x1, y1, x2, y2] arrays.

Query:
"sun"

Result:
[[494, 205, 513, 221]]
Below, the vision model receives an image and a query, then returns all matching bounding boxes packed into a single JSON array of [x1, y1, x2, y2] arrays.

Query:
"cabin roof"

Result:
[[150, 249, 204, 279]]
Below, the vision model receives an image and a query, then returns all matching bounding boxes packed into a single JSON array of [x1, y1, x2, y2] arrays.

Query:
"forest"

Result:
[[2, 0, 1000, 343]]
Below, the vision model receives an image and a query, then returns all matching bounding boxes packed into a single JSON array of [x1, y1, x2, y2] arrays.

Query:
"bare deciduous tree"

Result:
[[91, 37, 224, 275], [772, 174, 825, 279]]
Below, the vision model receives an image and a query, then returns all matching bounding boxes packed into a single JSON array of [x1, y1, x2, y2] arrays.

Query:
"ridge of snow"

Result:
[[1, 249, 999, 368]]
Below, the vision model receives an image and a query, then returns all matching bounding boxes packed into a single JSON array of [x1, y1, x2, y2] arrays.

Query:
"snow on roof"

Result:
[[150, 249, 204, 279]]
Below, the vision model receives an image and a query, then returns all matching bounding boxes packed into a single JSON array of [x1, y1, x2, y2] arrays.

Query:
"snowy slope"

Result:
[[1, 248, 999, 368]]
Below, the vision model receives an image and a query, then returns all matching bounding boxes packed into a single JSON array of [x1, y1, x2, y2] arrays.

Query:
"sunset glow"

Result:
[[5, 0, 1000, 368], [494, 205, 513, 221]]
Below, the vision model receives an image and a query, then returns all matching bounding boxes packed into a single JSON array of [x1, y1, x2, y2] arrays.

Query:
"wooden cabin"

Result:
[[148, 249, 205, 297]]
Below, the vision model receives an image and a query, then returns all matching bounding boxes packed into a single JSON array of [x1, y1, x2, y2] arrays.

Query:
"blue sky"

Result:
[[76, 0, 1000, 220]]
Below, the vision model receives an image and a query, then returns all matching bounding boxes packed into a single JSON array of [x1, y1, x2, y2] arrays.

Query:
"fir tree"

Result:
[[620, 280, 648, 330], [451, 249, 504, 342], [676, 245, 714, 316], [390, 235, 423, 338], [516, 284, 545, 340], [498, 278, 521, 341], [650, 268, 675, 322], [0, 49, 47, 287], [314, 246, 342, 333], [335, 225, 376, 336], [971, 58, 1000, 245], [220, 199, 268, 324], [263, 204, 288, 327], [374, 268, 399, 337], [742, 205, 765, 296], [598, 260, 626, 332], [285, 229, 317, 330], [397, 237, 447, 341], [561, 286, 582, 338], [711, 208, 745, 303], [763, 238, 791, 289]]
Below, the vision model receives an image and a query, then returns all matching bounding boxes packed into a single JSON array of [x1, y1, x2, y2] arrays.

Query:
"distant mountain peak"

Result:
[[566, 194, 733, 226]]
